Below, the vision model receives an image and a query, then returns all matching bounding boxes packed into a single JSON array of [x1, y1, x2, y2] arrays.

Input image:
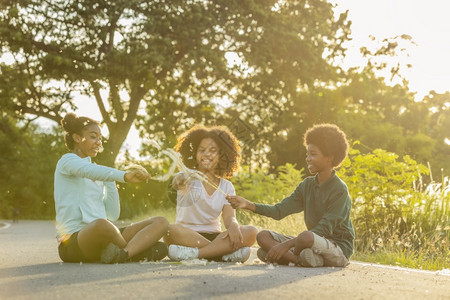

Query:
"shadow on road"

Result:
[[0, 261, 343, 298]]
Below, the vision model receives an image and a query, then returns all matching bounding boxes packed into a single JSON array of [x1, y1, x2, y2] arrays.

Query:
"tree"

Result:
[[263, 34, 450, 175], [0, 0, 351, 165]]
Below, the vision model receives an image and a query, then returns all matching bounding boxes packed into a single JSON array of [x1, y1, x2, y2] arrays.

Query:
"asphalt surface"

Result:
[[0, 220, 449, 299]]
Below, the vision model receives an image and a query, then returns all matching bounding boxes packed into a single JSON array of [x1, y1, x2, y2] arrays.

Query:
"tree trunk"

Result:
[[96, 121, 132, 167]]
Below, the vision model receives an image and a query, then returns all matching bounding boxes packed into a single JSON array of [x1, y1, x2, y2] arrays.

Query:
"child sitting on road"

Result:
[[227, 124, 354, 267], [164, 125, 257, 262], [54, 113, 169, 264]]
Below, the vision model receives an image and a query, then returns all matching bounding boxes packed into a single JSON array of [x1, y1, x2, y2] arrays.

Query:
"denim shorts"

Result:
[[268, 230, 349, 267]]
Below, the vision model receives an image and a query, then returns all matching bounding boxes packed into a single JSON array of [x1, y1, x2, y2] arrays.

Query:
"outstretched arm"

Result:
[[226, 195, 256, 212], [60, 153, 149, 183]]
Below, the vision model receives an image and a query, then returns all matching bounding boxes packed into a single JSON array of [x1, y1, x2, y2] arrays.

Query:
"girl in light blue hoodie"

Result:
[[54, 113, 168, 263]]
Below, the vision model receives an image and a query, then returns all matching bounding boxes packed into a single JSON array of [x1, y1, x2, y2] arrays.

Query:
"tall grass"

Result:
[[337, 148, 449, 270]]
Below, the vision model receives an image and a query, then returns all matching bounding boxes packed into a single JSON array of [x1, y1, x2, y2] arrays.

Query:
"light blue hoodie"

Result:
[[54, 153, 126, 240]]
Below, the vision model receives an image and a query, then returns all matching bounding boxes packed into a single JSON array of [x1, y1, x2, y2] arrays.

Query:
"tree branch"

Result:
[[90, 81, 111, 127]]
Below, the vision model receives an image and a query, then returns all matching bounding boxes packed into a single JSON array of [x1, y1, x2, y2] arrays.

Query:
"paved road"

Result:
[[0, 220, 449, 299]]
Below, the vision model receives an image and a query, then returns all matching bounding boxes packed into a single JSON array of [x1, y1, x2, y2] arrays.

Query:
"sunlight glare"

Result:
[[0, 52, 15, 65], [332, 0, 450, 96]]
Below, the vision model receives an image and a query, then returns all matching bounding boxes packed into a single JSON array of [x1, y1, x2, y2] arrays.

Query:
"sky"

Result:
[[331, 0, 450, 99]]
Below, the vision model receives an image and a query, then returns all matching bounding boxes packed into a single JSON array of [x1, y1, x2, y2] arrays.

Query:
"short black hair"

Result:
[[304, 124, 349, 168], [174, 125, 241, 178]]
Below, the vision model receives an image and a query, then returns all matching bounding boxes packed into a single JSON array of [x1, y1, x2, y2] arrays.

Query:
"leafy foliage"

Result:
[[229, 150, 448, 269], [338, 148, 449, 269], [0, 115, 66, 219], [0, 0, 350, 166]]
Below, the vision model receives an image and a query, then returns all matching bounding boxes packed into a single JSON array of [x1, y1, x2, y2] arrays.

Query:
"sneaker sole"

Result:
[[168, 244, 180, 261], [240, 247, 251, 263], [256, 248, 267, 262], [299, 248, 324, 267], [101, 243, 119, 264], [223, 247, 251, 263]]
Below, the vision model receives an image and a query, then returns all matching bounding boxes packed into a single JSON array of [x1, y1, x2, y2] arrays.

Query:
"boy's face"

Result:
[[305, 144, 333, 174]]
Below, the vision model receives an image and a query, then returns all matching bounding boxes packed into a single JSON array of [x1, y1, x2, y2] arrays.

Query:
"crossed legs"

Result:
[[77, 216, 169, 261], [256, 230, 314, 265], [164, 224, 257, 259]]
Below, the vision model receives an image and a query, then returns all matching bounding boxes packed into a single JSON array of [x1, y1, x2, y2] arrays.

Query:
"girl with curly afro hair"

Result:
[[164, 125, 257, 263]]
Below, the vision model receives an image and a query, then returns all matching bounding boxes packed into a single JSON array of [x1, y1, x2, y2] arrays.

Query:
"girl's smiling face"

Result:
[[196, 137, 220, 173], [73, 124, 103, 158]]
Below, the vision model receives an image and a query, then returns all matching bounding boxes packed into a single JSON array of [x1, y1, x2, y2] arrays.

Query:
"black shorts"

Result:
[[58, 227, 126, 263], [198, 232, 222, 261], [198, 232, 220, 241], [58, 231, 94, 263]]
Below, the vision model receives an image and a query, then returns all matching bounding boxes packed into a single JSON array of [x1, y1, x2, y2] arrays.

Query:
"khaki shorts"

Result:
[[269, 231, 349, 267]]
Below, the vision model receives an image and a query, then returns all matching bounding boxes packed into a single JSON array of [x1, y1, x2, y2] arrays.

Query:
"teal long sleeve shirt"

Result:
[[254, 171, 355, 259], [54, 153, 126, 240]]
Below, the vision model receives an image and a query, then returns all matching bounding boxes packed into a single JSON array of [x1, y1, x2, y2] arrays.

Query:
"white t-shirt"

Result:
[[175, 174, 236, 233]]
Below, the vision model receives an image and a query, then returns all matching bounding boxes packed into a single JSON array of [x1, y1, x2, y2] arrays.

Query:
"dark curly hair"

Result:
[[174, 125, 241, 178], [60, 113, 101, 150], [303, 124, 349, 168]]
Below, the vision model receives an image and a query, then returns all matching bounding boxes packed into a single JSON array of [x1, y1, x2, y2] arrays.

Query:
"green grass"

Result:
[[352, 249, 449, 271]]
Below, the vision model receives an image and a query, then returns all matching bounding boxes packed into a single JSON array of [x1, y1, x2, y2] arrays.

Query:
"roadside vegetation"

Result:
[[130, 148, 449, 271]]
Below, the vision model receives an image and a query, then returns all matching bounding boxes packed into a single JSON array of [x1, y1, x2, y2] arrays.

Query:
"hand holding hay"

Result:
[[144, 140, 230, 199], [124, 164, 150, 183]]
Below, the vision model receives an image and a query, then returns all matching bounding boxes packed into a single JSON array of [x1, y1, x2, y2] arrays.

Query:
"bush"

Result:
[[231, 149, 449, 269], [0, 117, 65, 220], [337, 147, 449, 269]]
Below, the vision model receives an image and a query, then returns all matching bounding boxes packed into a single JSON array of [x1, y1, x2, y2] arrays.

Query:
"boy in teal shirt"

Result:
[[227, 124, 354, 267]]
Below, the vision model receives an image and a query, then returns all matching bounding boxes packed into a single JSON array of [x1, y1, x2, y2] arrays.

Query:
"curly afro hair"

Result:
[[174, 125, 241, 178], [303, 124, 349, 168]]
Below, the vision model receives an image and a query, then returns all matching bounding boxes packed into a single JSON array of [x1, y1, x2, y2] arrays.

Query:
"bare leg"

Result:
[[164, 224, 211, 248], [293, 231, 314, 255], [197, 225, 257, 258], [77, 219, 127, 261], [121, 216, 169, 257], [256, 230, 298, 265]]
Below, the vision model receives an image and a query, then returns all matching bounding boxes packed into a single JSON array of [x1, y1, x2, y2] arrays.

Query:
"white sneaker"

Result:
[[298, 248, 324, 267], [168, 244, 199, 261], [222, 247, 251, 263]]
